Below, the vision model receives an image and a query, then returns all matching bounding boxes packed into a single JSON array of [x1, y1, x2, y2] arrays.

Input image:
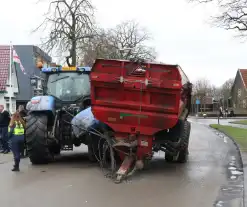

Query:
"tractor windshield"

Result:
[[46, 72, 90, 102]]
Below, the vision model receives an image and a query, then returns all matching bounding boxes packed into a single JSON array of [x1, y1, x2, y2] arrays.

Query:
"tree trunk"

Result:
[[71, 40, 77, 66]]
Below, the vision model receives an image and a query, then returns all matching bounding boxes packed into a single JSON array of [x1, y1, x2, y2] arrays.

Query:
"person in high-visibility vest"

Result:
[[8, 112, 25, 172]]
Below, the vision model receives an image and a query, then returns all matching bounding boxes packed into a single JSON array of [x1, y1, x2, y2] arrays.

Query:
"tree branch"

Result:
[[33, 0, 96, 66], [190, 0, 247, 39]]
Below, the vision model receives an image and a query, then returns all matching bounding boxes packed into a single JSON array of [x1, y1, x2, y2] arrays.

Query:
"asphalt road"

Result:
[[0, 120, 244, 207]]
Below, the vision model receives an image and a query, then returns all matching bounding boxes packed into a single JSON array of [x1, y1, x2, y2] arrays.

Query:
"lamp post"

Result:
[[29, 74, 44, 97]]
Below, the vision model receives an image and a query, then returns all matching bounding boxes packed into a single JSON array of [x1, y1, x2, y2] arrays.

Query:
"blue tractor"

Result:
[[25, 65, 92, 164]]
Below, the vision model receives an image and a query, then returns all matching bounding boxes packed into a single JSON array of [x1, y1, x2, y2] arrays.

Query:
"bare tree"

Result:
[[79, 20, 157, 65], [193, 78, 212, 96], [211, 85, 221, 98], [78, 28, 119, 66], [189, 0, 247, 38], [220, 78, 234, 99], [193, 78, 217, 111], [34, 0, 96, 66], [109, 20, 156, 60]]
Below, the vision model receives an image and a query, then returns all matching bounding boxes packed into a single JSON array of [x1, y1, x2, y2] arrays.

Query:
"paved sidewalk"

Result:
[[222, 122, 247, 129], [189, 117, 247, 129], [189, 116, 247, 120], [0, 153, 13, 164]]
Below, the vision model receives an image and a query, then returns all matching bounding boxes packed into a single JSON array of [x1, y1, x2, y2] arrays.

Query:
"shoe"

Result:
[[11, 159, 20, 171], [11, 166, 20, 172]]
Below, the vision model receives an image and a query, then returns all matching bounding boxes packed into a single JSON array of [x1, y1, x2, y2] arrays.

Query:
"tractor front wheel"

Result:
[[25, 113, 52, 164]]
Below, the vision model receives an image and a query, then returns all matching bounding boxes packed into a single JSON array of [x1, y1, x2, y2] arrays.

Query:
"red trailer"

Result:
[[90, 58, 192, 183]]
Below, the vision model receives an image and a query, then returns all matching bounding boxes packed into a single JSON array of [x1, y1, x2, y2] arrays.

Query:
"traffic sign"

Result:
[[196, 99, 200, 105]]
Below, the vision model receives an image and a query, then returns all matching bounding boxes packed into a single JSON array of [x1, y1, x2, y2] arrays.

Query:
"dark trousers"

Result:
[[11, 135, 25, 163], [0, 127, 9, 151]]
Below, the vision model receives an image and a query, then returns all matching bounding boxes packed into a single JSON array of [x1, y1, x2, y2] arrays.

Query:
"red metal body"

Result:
[[90, 59, 190, 181]]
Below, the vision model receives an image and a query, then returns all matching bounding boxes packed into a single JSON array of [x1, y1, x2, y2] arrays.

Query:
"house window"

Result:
[[238, 89, 242, 97], [243, 100, 247, 109]]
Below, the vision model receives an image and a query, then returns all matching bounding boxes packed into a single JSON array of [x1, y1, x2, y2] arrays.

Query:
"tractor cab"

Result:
[[41, 66, 91, 105]]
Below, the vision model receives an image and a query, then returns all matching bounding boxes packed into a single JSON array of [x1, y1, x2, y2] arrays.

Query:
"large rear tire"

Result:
[[165, 120, 191, 163], [25, 113, 52, 164], [87, 133, 102, 162], [49, 144, 61, 155]]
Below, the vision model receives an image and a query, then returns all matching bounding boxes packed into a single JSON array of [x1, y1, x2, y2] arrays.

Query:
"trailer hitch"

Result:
[[114, 156, 146, 183], [113, 137, 153, 183], [115, 155, 135, 183]]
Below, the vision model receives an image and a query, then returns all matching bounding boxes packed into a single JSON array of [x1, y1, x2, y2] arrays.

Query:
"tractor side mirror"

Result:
[[30, 78, 37, 87]]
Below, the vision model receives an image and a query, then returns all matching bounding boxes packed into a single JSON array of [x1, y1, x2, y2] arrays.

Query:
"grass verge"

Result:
[[210, 124, 247, 152], [229, 120, 247, 125]]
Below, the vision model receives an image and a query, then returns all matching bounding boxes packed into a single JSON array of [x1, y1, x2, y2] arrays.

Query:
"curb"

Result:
[[190, 117, 247, 120], [209, 125, 245, 207]]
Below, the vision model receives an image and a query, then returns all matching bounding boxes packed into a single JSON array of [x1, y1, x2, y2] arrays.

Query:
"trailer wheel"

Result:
[[179, 120, 191, 151], [25, 113, 52, 164], [176, 148, 189, 163], [176, 120, 190, 163], [165, 120, 191, 163], [87, 133, 101, 162], [165, 154, 174, 163]]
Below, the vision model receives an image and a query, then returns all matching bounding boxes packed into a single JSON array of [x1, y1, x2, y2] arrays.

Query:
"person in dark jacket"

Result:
[[8, 112, 25, 171], [0, 105, 10, 153]]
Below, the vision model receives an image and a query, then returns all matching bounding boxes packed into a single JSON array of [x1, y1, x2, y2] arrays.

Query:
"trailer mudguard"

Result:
[[71, 107, 110, 138], [26, 96, 55, 113], [71, 107, 99, 137]]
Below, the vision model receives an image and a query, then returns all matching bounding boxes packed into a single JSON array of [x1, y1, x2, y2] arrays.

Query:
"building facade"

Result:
[[231, 69, 247, 112], [0, 45, 52, 113]]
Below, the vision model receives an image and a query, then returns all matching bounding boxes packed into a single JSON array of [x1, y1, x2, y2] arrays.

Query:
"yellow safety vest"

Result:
[[8, 121, 24, 135]]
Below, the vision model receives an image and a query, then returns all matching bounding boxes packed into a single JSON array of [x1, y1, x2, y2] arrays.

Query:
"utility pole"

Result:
[[218, 102, 220, 125]]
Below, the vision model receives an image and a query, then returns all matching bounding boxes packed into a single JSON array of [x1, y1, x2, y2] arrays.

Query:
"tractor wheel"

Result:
[[165, 154, 174, 163], [87, 133, 103, 162], [25, 113, 52, 164], [49, 144, 61, 155], [165, 120, 191, 163]]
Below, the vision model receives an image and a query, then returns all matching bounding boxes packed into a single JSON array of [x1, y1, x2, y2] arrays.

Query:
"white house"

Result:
[[0, 46, 19, 114], [0, 45, 52, 114]]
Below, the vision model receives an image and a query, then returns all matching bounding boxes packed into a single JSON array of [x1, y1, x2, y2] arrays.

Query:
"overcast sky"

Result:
[[0, 0, 246, 86]]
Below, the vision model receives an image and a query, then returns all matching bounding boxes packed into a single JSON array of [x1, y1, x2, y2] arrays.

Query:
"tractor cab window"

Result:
[[46, 72, 90, 102]]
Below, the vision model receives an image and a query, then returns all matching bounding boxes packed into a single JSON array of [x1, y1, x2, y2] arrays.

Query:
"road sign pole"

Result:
[[196, 99, 200, 116]]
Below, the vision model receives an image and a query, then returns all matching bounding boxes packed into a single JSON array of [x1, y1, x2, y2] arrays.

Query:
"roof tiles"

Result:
[[239, 69, 247, 88], [0, 46, 10, 91]]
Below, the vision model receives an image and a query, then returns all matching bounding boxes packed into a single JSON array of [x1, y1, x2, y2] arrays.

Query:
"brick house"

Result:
[[231, 69, 247, 112], [0, 46, 19, 113], [0, 45, 52, 113]]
